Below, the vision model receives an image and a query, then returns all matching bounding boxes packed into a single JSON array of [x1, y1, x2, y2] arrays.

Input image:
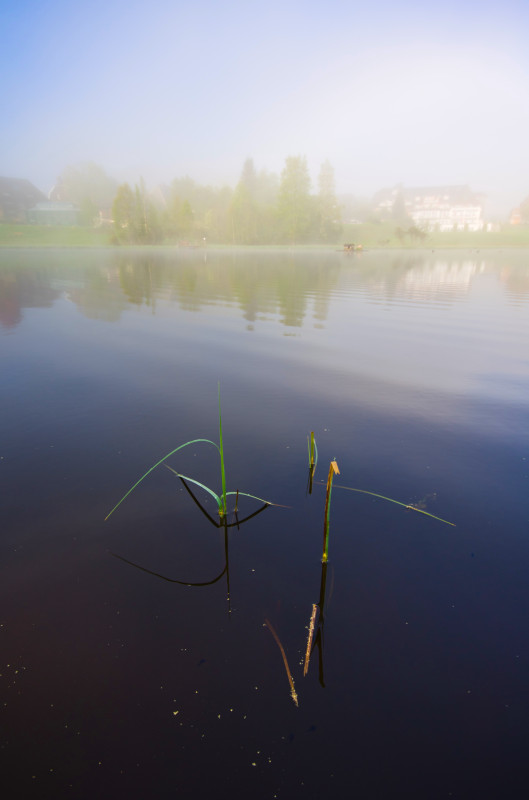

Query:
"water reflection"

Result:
[[111, 476, 269, 615], [2, 248, 529, 332]]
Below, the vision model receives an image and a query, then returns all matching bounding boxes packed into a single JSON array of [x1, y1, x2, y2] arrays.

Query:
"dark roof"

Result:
[[0, 177, 46, 221]]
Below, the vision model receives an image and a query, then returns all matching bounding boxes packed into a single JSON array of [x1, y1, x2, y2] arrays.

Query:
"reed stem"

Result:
[[322, 460, 340, 563], [218, 383, 227, 517]]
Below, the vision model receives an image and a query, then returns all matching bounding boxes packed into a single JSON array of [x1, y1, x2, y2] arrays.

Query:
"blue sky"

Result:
[[2, 0, 528, 213]]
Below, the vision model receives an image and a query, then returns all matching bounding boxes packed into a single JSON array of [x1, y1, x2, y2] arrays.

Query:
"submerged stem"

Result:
[[264, 617, 298, 707]]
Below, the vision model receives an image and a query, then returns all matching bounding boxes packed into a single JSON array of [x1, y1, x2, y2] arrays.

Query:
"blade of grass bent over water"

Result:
[[165, 465, 223, 509], [165, 466, 285, 513], [104, 438, 218, 521], [329, 483, 456, 526]]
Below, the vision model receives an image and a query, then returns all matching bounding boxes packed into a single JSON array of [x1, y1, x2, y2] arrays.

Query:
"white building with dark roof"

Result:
[[374, 185, 484, 232]]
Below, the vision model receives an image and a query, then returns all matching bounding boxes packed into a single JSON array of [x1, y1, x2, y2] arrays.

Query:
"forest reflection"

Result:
[[1, 248, 528, 331]]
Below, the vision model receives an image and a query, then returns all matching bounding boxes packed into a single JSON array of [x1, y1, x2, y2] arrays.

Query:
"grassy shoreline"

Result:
[[2, 223, 529, 249]]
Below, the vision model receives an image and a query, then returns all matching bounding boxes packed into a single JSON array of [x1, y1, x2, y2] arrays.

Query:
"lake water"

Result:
[[1, 247, 529, 798]]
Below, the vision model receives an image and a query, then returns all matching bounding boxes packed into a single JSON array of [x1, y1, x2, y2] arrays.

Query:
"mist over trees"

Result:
[[230, 158, 279, 243], [112, 179, 161, 244], [316, 160, 342, 242], [56, 156, 344, 245], [518, 196, 529, 223], [53, 162, 118, 225]]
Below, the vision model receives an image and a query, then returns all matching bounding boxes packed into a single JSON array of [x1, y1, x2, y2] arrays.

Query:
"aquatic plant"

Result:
[[303, 604, 318, 677], [264, 617, 298, 707], [105, 384, 275, 521], [327, 484, 455, 526], [307, 430, 318, 494], [322, 460, 340, 563], [308, 431, 318, 470]]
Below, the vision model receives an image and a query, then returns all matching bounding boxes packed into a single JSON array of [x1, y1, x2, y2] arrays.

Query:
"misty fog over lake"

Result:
[[2, 0, 529, 216]]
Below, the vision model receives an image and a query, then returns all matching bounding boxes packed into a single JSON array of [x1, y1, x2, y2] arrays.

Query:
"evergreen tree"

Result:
[[317, 160, 342, 242], [230, 158, 259, 243], [277, 156, 312, 243], [112, 180, 162, 244], [112, 183, 135, 243]]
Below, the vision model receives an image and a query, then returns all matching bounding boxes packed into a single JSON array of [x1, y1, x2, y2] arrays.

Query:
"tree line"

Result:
[[54, 158, 343, 245]]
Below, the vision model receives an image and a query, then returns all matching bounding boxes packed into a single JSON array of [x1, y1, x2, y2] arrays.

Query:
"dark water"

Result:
[[1, 247, 529, 799]]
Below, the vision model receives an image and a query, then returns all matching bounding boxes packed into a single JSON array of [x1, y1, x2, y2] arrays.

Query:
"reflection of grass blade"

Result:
[[331, 484, 456, 526], [111, 551, 227, 586], [303, 604, 318, 677], [218, 383, 227, 517], [104, 438, 219, 521], [322, 460, 340, 563], [264, 618, 298, 707]]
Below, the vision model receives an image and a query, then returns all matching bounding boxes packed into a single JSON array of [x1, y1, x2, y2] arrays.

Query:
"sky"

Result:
[[2, 0, 528, 215]]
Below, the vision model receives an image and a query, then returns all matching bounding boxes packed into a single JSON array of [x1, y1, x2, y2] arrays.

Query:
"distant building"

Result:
[[0, 177, 46, 223], [27, 201, 79, 225], [48, 177, 68, 202], [373, 185, 484, 232], [509, 208, 522, 225]]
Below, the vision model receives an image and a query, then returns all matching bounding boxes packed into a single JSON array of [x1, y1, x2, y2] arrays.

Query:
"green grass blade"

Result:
[[332, 484, 456, 526], [218, 383, 227, 516], [165, 466, 222, 510], [224, 490, 287, 508], [104, 438, 219, 521], [307, 432, 318, 469]]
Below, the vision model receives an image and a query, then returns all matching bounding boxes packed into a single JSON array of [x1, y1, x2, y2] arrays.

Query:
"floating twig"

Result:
[[264, 618, 298, 707], [303, 604, 318, 677]]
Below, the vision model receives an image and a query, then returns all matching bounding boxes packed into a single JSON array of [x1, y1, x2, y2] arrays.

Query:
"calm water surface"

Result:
[[1, 248, 529, 798]]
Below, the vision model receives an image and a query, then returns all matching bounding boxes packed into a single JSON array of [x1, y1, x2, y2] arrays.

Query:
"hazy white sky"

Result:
[[2, 0, 528, 213]]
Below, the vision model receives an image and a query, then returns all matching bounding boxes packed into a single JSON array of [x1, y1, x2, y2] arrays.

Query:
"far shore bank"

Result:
[[2, 223, 529, 250]]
